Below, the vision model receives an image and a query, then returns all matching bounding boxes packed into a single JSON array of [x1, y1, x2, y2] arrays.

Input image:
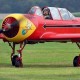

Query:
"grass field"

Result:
[[0, 41, 80, 80]]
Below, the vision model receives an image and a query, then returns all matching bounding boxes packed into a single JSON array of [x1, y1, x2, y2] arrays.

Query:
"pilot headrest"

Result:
[[43, 8, 50, 12]]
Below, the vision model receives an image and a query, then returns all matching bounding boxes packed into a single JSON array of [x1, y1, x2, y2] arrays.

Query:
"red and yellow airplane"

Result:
[[0, 6, 80, 67]]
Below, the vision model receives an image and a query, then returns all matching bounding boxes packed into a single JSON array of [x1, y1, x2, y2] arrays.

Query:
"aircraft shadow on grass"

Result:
[[0, 63, 72, 68], [24, 64, 73, 68], [0, 63, 12, 68]]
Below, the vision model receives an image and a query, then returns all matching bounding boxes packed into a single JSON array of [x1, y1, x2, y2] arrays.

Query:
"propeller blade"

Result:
[[0, 29, 3, 33], [1, 17, 24, 33]]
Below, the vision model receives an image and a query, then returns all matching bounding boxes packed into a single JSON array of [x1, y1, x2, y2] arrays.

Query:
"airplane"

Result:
[[0, 6, 80, 67]]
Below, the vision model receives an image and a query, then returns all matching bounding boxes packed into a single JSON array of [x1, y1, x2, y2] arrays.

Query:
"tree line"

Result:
[[0, 0, 80, 13]]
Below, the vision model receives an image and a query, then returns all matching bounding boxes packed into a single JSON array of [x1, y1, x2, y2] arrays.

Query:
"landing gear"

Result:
[[73, 56, 80, 67], [73, 42, 80, 67], [8, 42, 26, 67]]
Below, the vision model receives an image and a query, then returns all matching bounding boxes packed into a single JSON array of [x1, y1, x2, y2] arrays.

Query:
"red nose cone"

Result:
[[2, 17, 19, 38]]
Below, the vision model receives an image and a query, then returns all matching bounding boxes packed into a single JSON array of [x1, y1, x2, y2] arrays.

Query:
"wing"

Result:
[[40, 32, 80, 40]]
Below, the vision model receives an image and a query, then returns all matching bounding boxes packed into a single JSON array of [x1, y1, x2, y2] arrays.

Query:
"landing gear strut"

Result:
[[8, 42, 26, 67], [73, 42, 80, 67]]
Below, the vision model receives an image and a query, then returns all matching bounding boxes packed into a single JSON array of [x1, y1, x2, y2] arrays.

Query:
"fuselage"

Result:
[[26, 14, 80, 42]]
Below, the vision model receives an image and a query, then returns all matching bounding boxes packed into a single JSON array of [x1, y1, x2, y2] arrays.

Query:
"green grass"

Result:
[[0, 41, 80, 80]]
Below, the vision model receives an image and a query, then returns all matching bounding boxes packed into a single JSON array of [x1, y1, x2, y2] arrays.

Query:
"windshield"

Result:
[[28, 6, 43, 16], [28, 7, 36, 14]]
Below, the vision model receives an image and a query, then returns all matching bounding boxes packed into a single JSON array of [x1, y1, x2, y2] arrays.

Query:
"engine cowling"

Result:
[[2, 14, 36, 43]]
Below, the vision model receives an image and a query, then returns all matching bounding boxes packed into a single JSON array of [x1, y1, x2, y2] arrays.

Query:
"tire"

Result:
[[12, 55, 18, 66], [15, 58, 21, 67], [73, 56, 78, 67]]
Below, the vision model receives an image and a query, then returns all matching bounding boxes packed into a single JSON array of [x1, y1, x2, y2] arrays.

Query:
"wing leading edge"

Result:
[[40, 32, 80, 40]]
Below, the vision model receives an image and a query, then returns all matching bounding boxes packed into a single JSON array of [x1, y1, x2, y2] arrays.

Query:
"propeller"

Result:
[[0, 17, 23, 34], [0, 22, 15, 33]]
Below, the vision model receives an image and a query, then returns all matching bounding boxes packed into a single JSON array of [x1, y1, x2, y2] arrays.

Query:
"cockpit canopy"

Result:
[[28, 6, 43, 16], [28, 6, 75, 20], [48, 7, 75, 20]]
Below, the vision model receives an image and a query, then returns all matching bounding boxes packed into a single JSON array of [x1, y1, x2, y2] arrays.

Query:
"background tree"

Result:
[[0, 0, 80, 13]]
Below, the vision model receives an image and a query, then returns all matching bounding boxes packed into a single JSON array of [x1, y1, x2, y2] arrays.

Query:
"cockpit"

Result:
[[28, 6, 75, 20]]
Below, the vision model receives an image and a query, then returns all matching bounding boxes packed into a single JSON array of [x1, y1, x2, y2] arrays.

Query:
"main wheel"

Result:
[[12, 55, 18, 66], [73, 56, 79, 67], [15, 57, 22, 67]]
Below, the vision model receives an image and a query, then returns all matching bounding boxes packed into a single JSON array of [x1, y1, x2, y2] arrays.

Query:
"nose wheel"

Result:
[[12, 55, 18, 66], [11, 55, 22, 67], [8, 42, 26, 67]]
